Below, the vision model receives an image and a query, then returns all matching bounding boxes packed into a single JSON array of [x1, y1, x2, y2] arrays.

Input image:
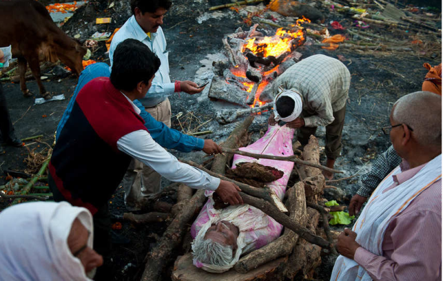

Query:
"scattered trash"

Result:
[[330, 21, 345, 30], [96, 17, 112, 24], [91, 31, 112, 40], [35, 94, 66, 105]]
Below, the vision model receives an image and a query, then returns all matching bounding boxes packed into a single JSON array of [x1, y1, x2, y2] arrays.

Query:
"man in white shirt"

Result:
[[109, 0, 206, 197], [49, 39, 243, 258]]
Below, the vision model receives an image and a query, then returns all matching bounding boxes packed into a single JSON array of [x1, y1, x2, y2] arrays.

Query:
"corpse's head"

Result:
[[110, 39, 160, 100], [389, 91, 441, 165], [131, 0, 171, 33], [192, 221, 240, 267]]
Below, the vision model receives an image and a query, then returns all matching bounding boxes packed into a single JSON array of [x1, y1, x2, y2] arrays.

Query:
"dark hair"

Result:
[[110, 39, 161, 91], [276, 96, 295, 118], [130, 0, 172, 14]]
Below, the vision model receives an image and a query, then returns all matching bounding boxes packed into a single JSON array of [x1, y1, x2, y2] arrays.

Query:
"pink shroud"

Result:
[[191, 125, 295, 253]]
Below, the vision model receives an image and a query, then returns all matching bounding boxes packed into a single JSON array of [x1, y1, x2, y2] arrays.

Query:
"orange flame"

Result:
[[242, 17, 309, 58], [321, 34, 346, 50]]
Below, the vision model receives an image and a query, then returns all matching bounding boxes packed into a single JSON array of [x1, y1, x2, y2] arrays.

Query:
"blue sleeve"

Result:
[[56, 63, 111, 140], [133, 99, 205, 152]]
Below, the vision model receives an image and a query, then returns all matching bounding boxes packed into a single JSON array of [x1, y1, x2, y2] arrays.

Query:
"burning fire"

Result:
[[231, 16, 311, 108], [242, 16, 310, 58]]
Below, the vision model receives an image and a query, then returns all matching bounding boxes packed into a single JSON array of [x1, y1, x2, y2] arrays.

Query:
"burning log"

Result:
[[234, 181, 307, 273], [215, 102, 273, 124], [141, 116, 255, 281]]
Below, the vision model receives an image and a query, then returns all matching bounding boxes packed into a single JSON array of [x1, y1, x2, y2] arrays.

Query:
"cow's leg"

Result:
[[17, 57, 32, 98], [27, 57, 52, 100]]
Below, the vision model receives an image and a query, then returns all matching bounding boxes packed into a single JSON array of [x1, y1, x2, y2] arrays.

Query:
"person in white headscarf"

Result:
[[269, 54, 351, 179], [0, 201, 103, 281]]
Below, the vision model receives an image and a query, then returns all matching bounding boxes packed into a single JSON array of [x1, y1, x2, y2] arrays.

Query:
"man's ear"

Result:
[[136, 81, 144, 93], [401, 124, 412, 146], [134, 7, 141, 17]]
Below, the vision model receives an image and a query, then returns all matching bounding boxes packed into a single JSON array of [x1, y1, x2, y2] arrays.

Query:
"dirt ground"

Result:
[[0, 0, 441, 280]]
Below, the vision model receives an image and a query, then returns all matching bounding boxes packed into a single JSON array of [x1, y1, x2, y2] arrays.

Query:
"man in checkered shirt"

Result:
[[269, 54, 350, 179]]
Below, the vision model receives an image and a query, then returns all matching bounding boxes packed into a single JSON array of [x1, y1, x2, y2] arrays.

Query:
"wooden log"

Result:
[[298, 135, 325, 203], [240, 192, 331, 249], [141, 116, 255, 281], [315, 43, 414, 52], [123, 212, 169, 224], [282, 207, 322, 279], [307, 202, 338, 255], [222, 148, 344, 174], [284, 239, 322, 279], [234, 181, 308, 273], [171, 184, 193, 216], [172, 253, 286, 281]]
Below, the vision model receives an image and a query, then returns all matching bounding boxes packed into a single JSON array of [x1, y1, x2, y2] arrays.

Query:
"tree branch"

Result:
[[222, 148, 344, 174]]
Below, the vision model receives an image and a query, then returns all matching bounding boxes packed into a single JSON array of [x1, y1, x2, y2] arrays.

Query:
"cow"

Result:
[[0, 0, 87, 100]]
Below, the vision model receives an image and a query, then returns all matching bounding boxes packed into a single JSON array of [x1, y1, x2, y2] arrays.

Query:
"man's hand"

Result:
[[268, 112, 277, 126], [348, 194, 367, 216], [286, 117, 305, 129], [336, 228, 361, 260], [215, 180, 243, 205], [202, 139, 222, 155], [0, 49, 4, 63], [180, 81, 205, 95]]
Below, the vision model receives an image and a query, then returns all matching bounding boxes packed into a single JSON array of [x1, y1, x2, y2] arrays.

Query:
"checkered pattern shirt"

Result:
[[271, 54, 351, 127], [357, 145, 402, 197]]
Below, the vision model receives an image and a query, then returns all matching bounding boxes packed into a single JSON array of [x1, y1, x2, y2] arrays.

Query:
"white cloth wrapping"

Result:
[[331, 154, 442, 281], [273, 90, 303, 122], [0, 202, 94, 281]]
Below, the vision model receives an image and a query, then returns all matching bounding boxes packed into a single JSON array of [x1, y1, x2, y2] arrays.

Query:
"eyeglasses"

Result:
[[382, 123, 414, 135]]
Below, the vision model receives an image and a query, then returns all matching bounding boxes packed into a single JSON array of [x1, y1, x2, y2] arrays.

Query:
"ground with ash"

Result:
[[0, 0, 440, 280]]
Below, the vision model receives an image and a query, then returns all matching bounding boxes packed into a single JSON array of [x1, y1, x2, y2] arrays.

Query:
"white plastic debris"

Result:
[[34, 94, 66, 105]]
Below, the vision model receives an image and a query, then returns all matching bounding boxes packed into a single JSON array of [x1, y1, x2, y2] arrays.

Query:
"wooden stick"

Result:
[[21, 135, 44, 142], [13, 106, 31, 125], [188, 130, 212, 136], [401, 16, 440, 32], [123, 212, 169, 224], [181, 159, 285, 211], [326, 173, 359, 183], [222, 148, 344, 174], [0, 192, 49, 201], [12, 157, 50, 205], [240, 191, 332, 249], [209, 0, 263, 11], [306, 202, 338, 255]]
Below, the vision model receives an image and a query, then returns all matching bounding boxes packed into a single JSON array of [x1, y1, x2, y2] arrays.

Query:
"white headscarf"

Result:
[[273, 89, 303, 122], [0, 202, 94, 281]]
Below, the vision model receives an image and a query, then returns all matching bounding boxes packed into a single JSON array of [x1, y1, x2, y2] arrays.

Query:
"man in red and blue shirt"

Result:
[[49, 39, 242, 257]]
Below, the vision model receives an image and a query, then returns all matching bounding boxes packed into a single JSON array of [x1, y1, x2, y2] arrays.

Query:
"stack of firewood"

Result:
[[123, 116, 341, 281]]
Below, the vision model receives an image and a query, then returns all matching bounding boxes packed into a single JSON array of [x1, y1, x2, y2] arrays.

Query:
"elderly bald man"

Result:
[[0, 202, 103, 280], [331, 91, 441, 281]]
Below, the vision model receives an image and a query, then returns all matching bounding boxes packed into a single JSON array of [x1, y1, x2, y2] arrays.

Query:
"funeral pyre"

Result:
[[210, 17, 311, 123]]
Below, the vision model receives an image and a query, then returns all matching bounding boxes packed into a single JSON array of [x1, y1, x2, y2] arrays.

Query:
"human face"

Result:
[[204, 221, 239, 251], [68, 219, 103, 274], [134, 7, 167, 33]]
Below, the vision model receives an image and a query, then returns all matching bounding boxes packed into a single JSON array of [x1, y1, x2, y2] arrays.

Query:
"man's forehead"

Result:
[[150, 7, 168, 16]]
